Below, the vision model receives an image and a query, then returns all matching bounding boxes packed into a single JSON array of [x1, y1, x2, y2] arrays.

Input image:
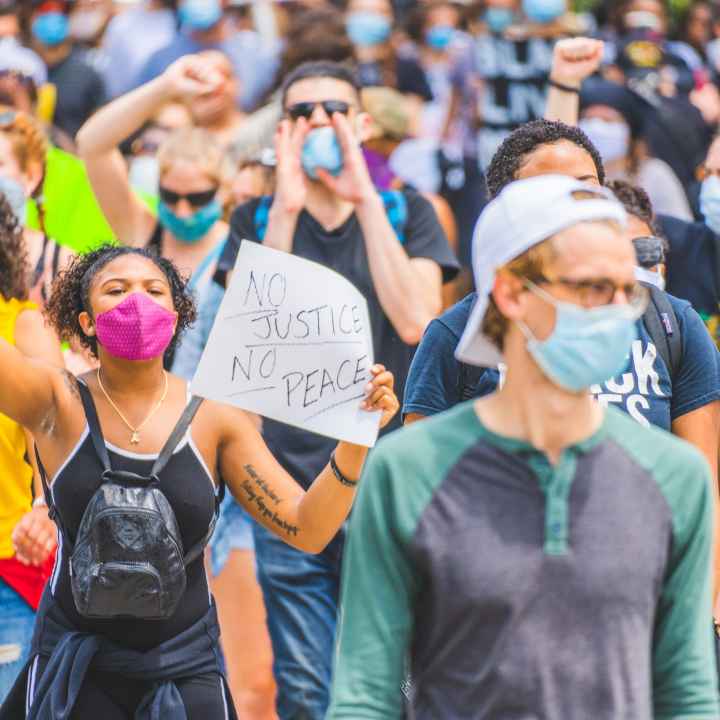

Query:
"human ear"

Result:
[[78, 310, 95, 338], [491, 272, 528, 322], [355, 112, 373, 143], [23, 161, 43, 198]]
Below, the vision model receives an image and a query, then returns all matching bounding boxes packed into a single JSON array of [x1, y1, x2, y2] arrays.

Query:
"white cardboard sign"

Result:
[[191, 241, 381, 447]]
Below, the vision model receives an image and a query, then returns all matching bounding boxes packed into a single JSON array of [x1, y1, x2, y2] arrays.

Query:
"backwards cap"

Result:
[[455, 175, 627, 367]]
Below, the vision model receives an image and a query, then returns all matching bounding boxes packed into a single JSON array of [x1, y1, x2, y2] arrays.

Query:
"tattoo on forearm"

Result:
[[240, 468, 299, 537], [244, 464, 282, 505]]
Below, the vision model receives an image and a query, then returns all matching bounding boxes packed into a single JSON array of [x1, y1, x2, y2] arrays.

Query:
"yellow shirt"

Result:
[[0, 297, 36, 558]]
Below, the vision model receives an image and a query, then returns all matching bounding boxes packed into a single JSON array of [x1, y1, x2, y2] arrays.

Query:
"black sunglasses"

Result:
[[286, 100, 352, 120], [159, 186, 217, 208]]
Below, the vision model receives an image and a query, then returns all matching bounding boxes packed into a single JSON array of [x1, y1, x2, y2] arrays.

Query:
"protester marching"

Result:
[[0, 1, 720, 719]]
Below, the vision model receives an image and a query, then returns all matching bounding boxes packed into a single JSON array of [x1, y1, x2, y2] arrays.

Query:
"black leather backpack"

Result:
[[38, 380, 223, 621]]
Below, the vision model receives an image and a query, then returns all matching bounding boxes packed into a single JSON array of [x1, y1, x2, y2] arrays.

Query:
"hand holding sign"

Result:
[[192, 242, 391, 446]]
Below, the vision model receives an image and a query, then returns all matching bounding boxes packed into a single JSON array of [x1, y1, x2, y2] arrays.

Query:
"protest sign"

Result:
[[191, 241, 381, 446]]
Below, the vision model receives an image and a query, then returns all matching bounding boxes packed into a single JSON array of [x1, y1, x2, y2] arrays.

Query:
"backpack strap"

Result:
[[77, 379, 112, 474], [379, 189, 408, 244], [253, 196, 273, 241], [254, 192, 409, 244], [642, 284, 683, 380], [150, 395, 204, 478], [35, 444, 74, 549], [147, 395, 224, 567]]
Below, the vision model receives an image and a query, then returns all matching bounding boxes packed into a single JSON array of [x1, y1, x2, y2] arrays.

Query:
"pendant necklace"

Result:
[[97, 368, 169, 445]]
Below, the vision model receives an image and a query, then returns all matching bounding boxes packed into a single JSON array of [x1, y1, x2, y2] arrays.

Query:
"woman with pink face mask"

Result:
[[0, 245, 399, 719]]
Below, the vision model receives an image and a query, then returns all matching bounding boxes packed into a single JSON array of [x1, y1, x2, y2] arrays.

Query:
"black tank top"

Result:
[[43, 409, 218, 651]]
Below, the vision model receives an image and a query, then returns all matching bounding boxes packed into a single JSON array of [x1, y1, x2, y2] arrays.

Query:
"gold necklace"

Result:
[[96, 368, 169, 445]]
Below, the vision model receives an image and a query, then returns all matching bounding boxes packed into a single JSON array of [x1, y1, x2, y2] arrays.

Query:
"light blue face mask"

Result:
[[0, 175, 27, 226], [32, 12, 69, 47], [179, 0, 222, 32], [301, 127, 344, 180], [425, 25, 455, 50], [158, 199, 222, 244], [518, 282, 640, 393], [346, 11, 392, 47], [700, 175, 720, 235], [485, 7, 515, 33], [522, 0, 565, 24]]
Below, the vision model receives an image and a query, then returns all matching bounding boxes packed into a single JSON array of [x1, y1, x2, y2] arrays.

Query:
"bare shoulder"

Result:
[[194, 396, 261, 446]]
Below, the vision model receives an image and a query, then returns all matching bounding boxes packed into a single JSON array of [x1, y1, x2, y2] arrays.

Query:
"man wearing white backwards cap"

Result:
[[328, 175, 719, 720]]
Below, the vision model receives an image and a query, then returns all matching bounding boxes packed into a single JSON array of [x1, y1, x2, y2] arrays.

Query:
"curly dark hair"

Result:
[[44, 245, 196, 359], [485, 120, 606, 199], [605, 179, 656, 229], [0, 193, 28, 301], [606, 178, 668, 262]]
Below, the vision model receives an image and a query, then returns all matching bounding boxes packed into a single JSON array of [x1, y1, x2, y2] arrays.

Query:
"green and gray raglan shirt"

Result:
[[328, 403, 720, 720]]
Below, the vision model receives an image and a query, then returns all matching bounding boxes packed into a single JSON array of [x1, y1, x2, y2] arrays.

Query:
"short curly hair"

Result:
[[485, 120, 605, 199], [44, 245, 196, 359], [0, 193, 28, 301]]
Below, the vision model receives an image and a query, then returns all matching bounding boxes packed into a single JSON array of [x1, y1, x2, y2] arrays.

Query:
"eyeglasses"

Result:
[[534, 275, 649, 310], [158, 186, 217, 208], [696, 165, 720, 181], [286, 100, 352, 120]]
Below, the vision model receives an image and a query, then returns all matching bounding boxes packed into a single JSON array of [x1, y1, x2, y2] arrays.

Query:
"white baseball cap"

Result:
[[455, 175, 627, 367]]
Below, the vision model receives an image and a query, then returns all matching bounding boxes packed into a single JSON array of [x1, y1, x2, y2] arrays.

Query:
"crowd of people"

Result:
[[0, 0, 720, 718]]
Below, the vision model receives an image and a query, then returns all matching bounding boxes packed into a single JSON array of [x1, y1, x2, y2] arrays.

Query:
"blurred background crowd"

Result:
[[3, 0, 720, 718]]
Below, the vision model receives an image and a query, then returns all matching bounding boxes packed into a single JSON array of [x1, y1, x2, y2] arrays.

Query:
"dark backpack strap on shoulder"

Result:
[[35, 444, 74, 549], [151, 396, 204, 478], [77, 379, 112, 474], [153, 395, 225, 566], [642, 284, 683, 380]]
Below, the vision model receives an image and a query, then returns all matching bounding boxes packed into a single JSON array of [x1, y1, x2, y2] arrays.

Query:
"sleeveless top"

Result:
[[43, 394, 219, 651], [0, 296, 36, 559]]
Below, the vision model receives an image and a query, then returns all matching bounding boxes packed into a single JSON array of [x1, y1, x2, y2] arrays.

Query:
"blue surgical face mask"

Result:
[[425, 25, 455, 50], [301, 127, 344, 180], [179, 0, 222, 32], [158, 199, 222, 244], [700, 175, 720, 235], [485, 7, 515, 33], [32, 12, 69, 47], [0, 175, 27, 226], [346, 11, 392, 47], [518, 282, 640, 392], [522, 0, 565, 24]]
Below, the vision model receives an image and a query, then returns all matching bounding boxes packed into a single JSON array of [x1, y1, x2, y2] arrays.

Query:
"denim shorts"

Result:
[[209, 493, 255, 577], [0, 578, 35, 703]]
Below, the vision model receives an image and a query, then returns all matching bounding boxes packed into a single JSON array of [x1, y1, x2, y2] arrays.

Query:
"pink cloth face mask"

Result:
[[95, 292, 176, 361]]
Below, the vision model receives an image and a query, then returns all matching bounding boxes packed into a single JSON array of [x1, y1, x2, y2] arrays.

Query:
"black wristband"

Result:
[[548, 78, 580, 94], [330, 452, 358, 488]]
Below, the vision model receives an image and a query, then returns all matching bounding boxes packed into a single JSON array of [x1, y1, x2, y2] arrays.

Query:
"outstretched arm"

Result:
[[76, 55, 223, 246], [218, 365, 399, 553], [0, 312, 64, 435]]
